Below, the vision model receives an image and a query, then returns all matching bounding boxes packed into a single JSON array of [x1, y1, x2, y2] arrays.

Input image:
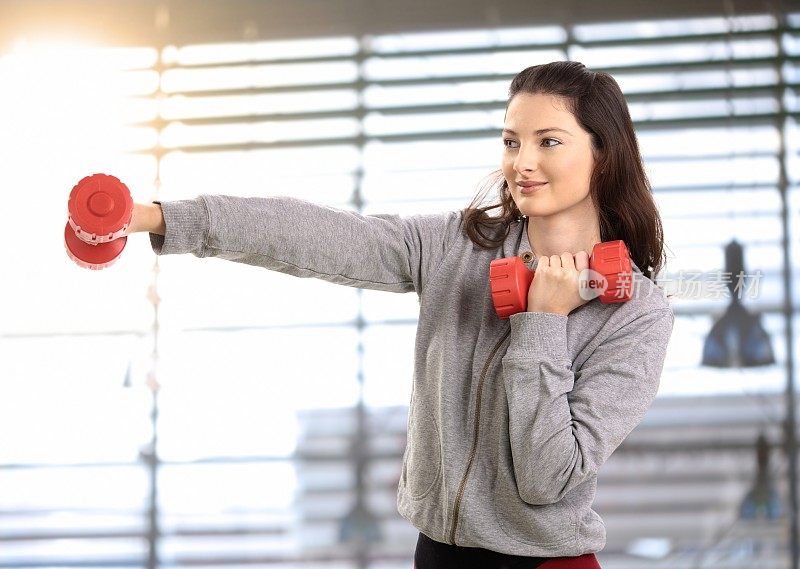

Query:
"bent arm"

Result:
[[501, 307, 674, 505], [130, 195, 461, 295]]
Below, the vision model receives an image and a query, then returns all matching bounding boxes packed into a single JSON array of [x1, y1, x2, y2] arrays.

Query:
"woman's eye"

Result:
[[502, 138, 560, 149]]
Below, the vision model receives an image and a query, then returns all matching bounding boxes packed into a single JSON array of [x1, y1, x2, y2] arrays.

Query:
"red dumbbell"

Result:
[[489, 240, 633, 319], [64, 173, 133, 270]]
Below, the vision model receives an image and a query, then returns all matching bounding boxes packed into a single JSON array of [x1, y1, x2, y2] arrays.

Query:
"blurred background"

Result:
[[0, 0, 799, 567]]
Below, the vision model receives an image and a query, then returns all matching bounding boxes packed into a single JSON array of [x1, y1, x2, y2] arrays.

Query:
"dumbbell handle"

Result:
[[489, 240, 633, 319]]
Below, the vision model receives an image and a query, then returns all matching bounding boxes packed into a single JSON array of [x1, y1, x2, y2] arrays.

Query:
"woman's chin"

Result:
[[515, 203, 544, 218]]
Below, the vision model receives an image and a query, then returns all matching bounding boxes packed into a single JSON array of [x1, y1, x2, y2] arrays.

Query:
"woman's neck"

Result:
[[526, 204, 602, 259]]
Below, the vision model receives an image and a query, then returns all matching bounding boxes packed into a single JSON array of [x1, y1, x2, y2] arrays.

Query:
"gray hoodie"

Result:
[[148, 194, 674, 557]]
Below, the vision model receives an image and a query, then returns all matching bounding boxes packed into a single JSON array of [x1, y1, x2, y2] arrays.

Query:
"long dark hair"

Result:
[[461, 60, 666, 281]]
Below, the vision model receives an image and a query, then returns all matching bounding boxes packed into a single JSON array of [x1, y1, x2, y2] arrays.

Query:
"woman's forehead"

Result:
[[505, 94, 575, 123], [505, 101, 581, 136]]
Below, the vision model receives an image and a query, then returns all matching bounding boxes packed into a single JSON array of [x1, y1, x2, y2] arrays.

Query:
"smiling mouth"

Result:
[[519, 182, 547, 192]]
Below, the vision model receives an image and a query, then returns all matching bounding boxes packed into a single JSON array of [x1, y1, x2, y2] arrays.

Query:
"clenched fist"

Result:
[[526, 251, 591, 317]]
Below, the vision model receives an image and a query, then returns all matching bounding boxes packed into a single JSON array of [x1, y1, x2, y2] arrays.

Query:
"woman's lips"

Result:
[[519, 182, 547, 194]]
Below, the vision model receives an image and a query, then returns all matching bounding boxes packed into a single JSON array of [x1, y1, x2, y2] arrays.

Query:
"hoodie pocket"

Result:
[[492, 460, 578, 546], [401, 405, 442, 500]]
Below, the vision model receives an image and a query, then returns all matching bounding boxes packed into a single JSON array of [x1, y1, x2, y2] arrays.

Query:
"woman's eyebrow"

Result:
[[502, 127, 571, 136]]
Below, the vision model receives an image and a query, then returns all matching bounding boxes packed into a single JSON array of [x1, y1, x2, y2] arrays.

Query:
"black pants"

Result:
[[414, 531, 548, 569]]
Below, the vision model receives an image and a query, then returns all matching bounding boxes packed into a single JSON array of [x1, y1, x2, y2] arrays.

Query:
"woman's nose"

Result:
[[513, 146, 539, 174]]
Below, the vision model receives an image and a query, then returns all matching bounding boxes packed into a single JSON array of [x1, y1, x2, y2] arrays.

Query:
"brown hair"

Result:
[[461, 60, 666, 281]]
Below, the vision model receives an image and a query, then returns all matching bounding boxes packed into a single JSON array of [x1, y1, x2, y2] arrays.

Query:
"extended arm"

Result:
[[129, 195, 461, 295]]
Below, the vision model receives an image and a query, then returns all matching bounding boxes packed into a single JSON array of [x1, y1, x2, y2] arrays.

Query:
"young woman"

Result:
[[127, 60, 673, 569]]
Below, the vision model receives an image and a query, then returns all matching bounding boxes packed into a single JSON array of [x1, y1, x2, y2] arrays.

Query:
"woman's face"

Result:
[[501, 92, 598, 218]]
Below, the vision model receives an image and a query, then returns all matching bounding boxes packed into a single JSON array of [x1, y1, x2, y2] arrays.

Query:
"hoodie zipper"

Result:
[[447, 327, 511, 544]]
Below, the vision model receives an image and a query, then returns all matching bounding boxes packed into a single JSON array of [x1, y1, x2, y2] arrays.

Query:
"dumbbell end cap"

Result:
[[67, 173, 133, 243], [64, 221, 126, 270]]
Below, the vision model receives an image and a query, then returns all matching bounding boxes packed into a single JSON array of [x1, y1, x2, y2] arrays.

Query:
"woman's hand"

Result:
[[526, 251, 591, 316]]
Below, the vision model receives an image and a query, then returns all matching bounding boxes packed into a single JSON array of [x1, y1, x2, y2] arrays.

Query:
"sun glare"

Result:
[[0, 40, 160, 335]]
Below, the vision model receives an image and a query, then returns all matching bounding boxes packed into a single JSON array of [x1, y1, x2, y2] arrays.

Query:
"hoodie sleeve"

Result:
[[147, 195, 462, 295], [501, 307, 675, 506]]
